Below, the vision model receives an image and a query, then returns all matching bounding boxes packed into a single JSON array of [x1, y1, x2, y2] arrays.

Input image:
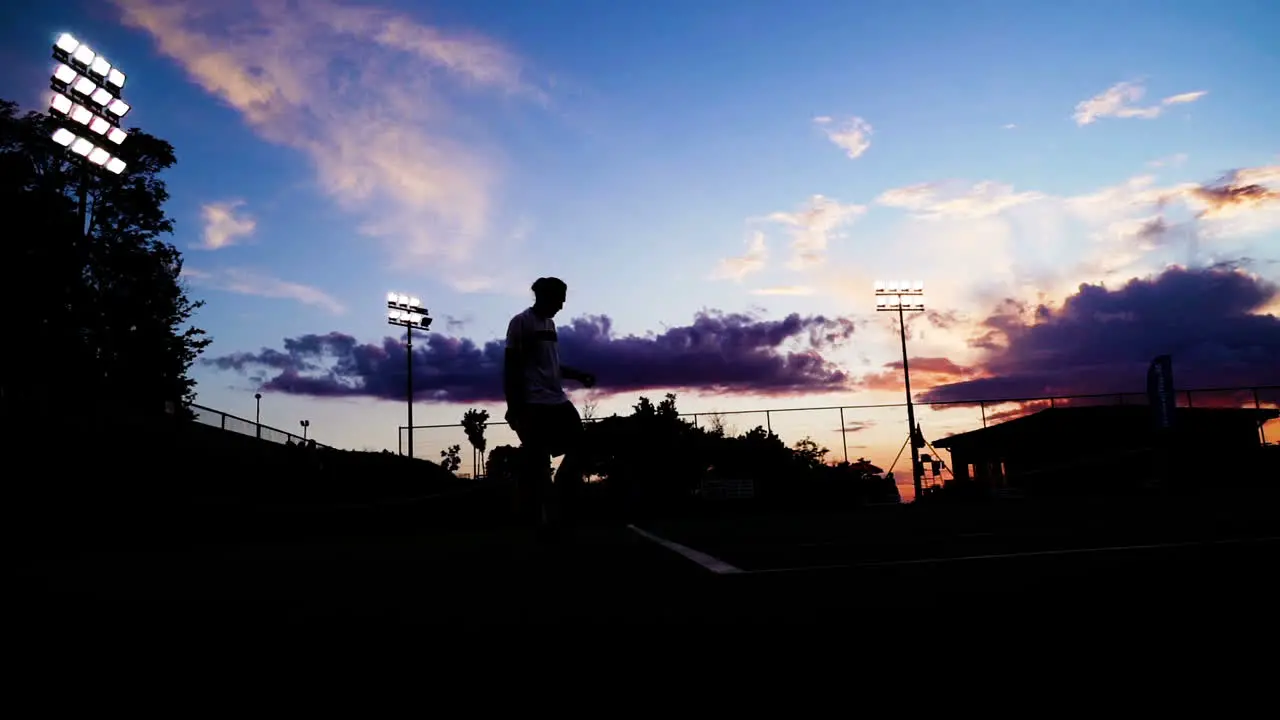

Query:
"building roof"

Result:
[[932, 405, 1278, 450]]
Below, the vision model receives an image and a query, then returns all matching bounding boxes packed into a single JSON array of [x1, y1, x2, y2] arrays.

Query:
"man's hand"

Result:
[[505, 405, 525, 434]]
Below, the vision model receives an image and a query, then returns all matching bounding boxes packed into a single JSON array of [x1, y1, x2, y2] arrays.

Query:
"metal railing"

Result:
[[399, 385, 1279, 474], [187, 402, 330, 449]]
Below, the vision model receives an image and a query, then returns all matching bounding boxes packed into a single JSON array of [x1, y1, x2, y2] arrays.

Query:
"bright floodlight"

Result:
[[106, 127, 127, 144], [70, 104, 93, 125], [53, 63, 78, 84], [52, 128, 76, 147], [873, 280, 885, 291], [88, 147, 110, 166], [56, 33, 80, 54], [73, 76, 96, 97], [73, 45, 95, 67], [387, 310, 398, 320], [91, 87, 113, 106], [89, 116, 110, 135], [913, 280, 924, 291], [106, 68, 125, 89], [409, 296, 421, 308], [70, 137, 93, 156], [105, 157, 126, 175], [107, 98, 129, 117], [90, 56, 111, 78], [50, 92, 73, 114]]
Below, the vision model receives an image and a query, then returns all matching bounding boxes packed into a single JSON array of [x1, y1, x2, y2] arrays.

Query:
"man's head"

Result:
[[531, 276, 567, 317]]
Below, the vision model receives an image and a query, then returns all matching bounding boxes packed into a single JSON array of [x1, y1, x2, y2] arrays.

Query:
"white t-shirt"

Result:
[[506, 307, 568, 405]]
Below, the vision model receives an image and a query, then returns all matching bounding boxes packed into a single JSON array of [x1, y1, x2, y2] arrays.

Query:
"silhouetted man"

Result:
[[504, 277, 596, 534]]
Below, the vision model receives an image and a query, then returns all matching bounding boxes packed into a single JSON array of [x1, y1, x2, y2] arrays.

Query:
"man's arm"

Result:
[[561, 365, 595, 387], [504, 317, 527, 410]]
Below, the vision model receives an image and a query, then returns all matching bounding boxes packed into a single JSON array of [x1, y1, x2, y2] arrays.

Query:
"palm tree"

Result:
[[461, 408, 490, 478]]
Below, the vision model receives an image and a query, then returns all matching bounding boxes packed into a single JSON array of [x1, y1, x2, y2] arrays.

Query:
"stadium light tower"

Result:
[[876, 280, 926, 501], [47, 33, 132, 237], [387, 292, 433, 459]]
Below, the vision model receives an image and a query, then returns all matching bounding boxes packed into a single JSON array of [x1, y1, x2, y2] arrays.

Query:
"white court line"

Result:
[[744, 535, 1280, 575], [627, 525, 743, 575]]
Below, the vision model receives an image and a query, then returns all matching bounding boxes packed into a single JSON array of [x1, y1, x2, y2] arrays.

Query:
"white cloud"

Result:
[[1003, 123, 1017, 130], [1073, 81, 1208, 126], [710, 231, 768, 281], [181, 267, 346, 314], [1148, 153, 1189, 168], [197, 200, 256, 250], [750, 286, 816, 296], [875, 181, 1044, 219], [114, 0, 545, 273], [766, 195, 867, 270], [813, 115, 873, 159], [1162, 91, 1208, 106]]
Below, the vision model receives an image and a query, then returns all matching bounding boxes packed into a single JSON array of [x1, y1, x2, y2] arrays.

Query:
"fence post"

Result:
[[692, 414, 698, 429], [221, 412, 226, 430], [1050, 398, 1055, 409], [980, 401, 987, 428], [1186, 390, 1194, 408], [398, 427, 403, 456], [1255, 388, 1267, 445], [1117, 394, 1124, 406], [766, 410, 771, 434], [840, 407, 848, 464]]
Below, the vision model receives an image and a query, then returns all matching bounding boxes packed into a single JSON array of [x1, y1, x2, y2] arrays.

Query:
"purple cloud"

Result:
[[920, 265, 1280, 402], [206, 311, 860, 403]]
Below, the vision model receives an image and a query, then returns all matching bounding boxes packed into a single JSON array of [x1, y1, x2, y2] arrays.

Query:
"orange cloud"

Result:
[[857, 356, 977, 392]]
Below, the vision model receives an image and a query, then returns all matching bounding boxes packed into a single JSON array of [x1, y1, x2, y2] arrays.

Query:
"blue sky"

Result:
[[3, 0, 1278, 496]]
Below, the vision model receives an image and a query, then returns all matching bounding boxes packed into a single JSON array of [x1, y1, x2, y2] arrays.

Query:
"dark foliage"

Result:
[[487, 393, 900, 515], [0, 98, 209, 424]]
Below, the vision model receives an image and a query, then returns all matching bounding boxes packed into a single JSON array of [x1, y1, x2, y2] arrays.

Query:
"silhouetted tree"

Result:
[[705, 411, 727, 437], [461, 408, 489, 477], [0, 98, 208, 423], [440, 444, 463, 473], [486, 444, 522, 483], [792, 436, 831, 470]]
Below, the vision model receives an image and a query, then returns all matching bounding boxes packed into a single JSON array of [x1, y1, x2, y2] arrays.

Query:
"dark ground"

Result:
[[15, 487, 1280, 628]]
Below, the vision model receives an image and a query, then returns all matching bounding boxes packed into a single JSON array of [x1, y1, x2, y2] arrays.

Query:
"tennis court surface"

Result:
[[17, 493, 1280, 628]]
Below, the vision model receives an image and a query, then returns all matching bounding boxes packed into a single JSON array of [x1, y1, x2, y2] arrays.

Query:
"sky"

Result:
[[2, 0, 1278, 499]]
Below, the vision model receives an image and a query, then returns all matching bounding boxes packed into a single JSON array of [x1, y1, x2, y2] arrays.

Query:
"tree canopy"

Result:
[[0, 98, 209, 423]]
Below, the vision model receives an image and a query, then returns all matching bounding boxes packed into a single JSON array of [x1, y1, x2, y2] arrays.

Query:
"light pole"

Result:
[[46, 33, 131, 237], [254, 392, 262, 439], [300, 419, 310, 441], [876, 280, 926, 501], [387, 292, 433, 459]]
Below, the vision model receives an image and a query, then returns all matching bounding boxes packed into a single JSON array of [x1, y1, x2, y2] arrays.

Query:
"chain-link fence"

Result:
[[399, 386, 1279, 487], [188, 402, 326, 448]]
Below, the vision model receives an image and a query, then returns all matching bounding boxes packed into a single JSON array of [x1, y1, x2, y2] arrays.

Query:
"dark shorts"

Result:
[[515, 401, 583, 458]]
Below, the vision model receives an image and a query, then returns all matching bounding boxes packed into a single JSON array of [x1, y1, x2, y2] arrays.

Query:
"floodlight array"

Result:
[[53, 34, 126, 93], [874, 279, 925, 311], [51, 64, 130, 121], [48, 34, 131, 174], [387, 292, 432, 329], [875, 296, 926, 311], [873, 280, 925, 295]]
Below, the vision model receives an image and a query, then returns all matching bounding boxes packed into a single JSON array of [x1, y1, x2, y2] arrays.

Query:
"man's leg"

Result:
[[517, 443, 552, 520], [514, 410, 554, 527], [550, 402, 587, 526]]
